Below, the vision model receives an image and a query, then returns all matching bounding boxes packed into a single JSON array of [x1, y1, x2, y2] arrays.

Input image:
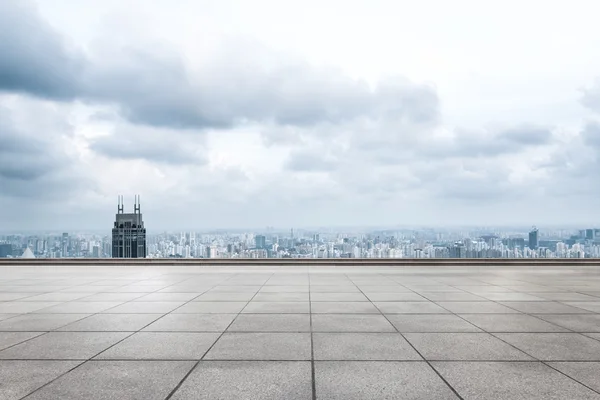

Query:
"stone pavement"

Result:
[[0, 265, 600, 399]]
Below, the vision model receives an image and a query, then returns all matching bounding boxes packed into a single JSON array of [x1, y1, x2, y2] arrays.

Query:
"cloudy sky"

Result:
[[1, 0, 600, 231]]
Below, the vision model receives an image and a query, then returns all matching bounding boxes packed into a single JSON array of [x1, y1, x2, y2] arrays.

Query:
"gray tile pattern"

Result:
[[1, 265, 600, 398]]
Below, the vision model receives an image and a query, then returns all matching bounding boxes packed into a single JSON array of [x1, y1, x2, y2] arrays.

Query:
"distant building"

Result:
[[255, 235, 266, 249], [528, 227, 539, 250], [0, 244, 12, 258], [21, 247, 35, 259], [112, 195, 147, 258]]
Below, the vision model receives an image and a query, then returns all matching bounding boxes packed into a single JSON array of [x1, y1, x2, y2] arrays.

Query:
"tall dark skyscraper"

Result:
[[528, 227, 539, 250], [112, 195, 146, 258], [255, 235, 266, 249]]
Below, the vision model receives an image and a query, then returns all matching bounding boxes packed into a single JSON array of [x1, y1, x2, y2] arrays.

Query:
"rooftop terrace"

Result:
[[1, 261, 600, 399]]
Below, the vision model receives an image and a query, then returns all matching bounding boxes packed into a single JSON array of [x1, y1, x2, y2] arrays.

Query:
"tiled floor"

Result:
[[0, 265, 600, 399]]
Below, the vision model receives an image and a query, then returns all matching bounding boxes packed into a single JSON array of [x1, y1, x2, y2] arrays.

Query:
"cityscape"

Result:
[[1, 197, 599, 259]]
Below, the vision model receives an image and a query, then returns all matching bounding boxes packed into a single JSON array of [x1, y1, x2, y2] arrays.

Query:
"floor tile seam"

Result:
[[0, 331, 48, 353], [346, 273, 465, 400], [163, 272, 276, 400], [309, 273, 316, 400], [442, 283, 582, 333], [542, 361, 600, 396], [7, 357, 600, 362]]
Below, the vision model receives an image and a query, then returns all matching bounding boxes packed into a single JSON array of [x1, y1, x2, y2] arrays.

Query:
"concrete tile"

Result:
[[457, 286, 515, 293], [315, 361, 459, 399], [174, 301, 247, 314], [228, 314, 310, 332], [311, 302, 380, 314], [0, 313, 89, 331], [365, 292, 427, 301], [77, 292, 146, 302], [209, 286, 261, 293], [0, 360, 81, 400], [109, 285, 169, 293], [310, 286, 360, 293], [438, 302, 521, 314], [0, 332, 129, 360], [103, 301, 184, 314], [535, 314, 600, 332], [0, 293, 40, 301], [96, 332, 220, 360], [538, 293, 600, 301], [24, 361, 194, 400], [310, 293, 368, 302], [143, 313, 236, 332], [243, 302, 309, 313], [195, 292, 256, 301], [356, 285, 413, 293], [433, 361, 600, 400], [549, 362, 600, 393], [564, 302, 600, 313], [460, 314, 569, 332], [0, 314, 16, 322], [404, 333, 533, 361], [477, 293, 546, 301], [205, 333, 311, 360], [312, 315, 396, 332], [314, 333, 422, 360], [260, 286, 309, 293], [251, 292, 309, 302], [0, 332, 43, 350], [500, 301, 591, 314], [586, 333, 600, 340], [57, 314, 162, 331], [19, 293, 90, 302], [388, 314, 482, 332], [496, 333, 600, 360], [418, 292, 486, 301], [133, 293, 199, 302], [0, 302, 62, 314], [376, 301, 450, 314], [33, 302, 124, 314], [170, 361, 312, 400]]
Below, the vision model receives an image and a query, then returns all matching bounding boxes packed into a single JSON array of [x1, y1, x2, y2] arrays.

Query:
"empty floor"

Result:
[[1, 265, 600, 399]]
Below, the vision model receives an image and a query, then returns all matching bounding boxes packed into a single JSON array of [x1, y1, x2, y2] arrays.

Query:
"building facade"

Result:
[[112, 195, 147, 258]]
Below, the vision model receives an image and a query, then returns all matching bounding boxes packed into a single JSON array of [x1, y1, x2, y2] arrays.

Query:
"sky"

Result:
[[1, 0, 600, 231]]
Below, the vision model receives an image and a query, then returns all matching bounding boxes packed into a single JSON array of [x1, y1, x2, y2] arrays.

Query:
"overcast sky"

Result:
[[1, 0, 600, 231]]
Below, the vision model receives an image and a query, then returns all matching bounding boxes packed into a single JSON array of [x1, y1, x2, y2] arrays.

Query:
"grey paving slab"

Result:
[[438, 302, 521, 314], [0, 332, 129, 360], [205, 332, 311, 360], [57, 314, 162, 331], [538, 293, 600, 301], [586, 333, 600, 340], [387, 314, 482, 332], [310, 293, 368, 302], [310, 285, 361, 293], [0, 332, 43, 350], [24, 360, 195, 400], [0, 313, 89, 331], [496, 333, 600, 360], [260, 285, 309, 293], [565, 302, 600, 313], [76, 292, 146, 302], [0, 302, 62, 314], [133, 292, 200, 302], [460, 314, 569, 332], [406, 292, 486, 301], [313, 333, 422, 360], [315, 361, 459, 399], [433, 361, 600, 400], [404, 333, 533, 360], [174, 301, 247, 313], [364, 292, 427, 301], [33, 301, 124, 314], [228, 314, 310, 332], [143, 313, 236, 332], [375, 301, 450, 314], [0, 360, 81, 400], [243, 301, 310, 313], [356, 285, 413, 293], [96, 332, 220, 360], [102, 301, 184, 314], [312, 314, 396, 332], [501, 301, 593, 314], [0, 314, 15, 322], [0, 293, 40, 301], [476, 293, 547, 301], [549, 362, 600, 393], [208, 286, 261, 293], [170, 361, 311, 400], [311, 301, 380, 314], [19, 293, 90, 302], [534, 314, 600, 332], [195, 292, 256, 301], [251, 292, 309, 302]]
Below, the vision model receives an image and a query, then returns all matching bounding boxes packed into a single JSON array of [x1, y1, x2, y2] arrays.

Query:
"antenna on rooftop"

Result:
[[118, 195, 124, 214], [134, 195, 141, 214]]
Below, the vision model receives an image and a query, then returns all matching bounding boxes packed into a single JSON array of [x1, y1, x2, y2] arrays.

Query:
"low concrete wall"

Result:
[[1, 258, 600, 266]]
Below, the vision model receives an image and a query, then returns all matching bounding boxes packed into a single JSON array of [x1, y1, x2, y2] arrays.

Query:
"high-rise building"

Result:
[[255, 235, 266, 249], [112, 195, 147, 258], [528, 227, 539, 250], [0, 244, 12, 258]]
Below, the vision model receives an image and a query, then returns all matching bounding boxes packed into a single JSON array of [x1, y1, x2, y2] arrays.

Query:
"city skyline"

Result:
[[2, 0, 600, 230]]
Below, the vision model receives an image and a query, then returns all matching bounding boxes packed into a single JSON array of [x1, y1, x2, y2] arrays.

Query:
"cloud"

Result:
[[582, 79, 600, 114], [89, 125, 208, 165], [285, 150, 338, 172]]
